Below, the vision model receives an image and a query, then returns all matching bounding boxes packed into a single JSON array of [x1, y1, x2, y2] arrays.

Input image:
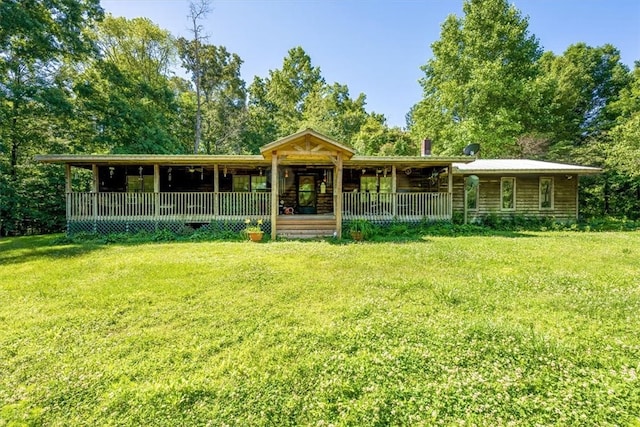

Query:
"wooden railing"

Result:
[[67, 192, 271, 221], [67, 191, 450, 222], [342, 192, 451, 221]]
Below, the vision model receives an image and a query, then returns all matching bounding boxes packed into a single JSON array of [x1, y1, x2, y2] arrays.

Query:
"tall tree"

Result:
[[409, 0, 542, 156], [178, 40, 247, 154], [184, 0, 211, 154], [245, 47, 324, 150], [300, 82, 369, 145], [245, 46, 387, 151], [0, 0, 103, 235], [535, 43, 630, 157], [74, 16, 189, 154]]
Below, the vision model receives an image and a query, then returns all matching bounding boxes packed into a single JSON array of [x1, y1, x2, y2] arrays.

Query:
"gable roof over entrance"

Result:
[[260, 128, 356, 161]]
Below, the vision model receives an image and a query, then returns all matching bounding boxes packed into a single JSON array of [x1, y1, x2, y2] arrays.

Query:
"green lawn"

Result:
[[1, 232, 639, 426]]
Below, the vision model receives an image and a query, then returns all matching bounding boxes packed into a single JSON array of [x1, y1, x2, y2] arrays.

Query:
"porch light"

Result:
[[362, 168, 366, 175], [223, 166, 227, 177]]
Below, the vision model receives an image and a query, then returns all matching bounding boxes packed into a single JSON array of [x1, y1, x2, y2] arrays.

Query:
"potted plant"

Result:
[[348, 219, 372, 241], [243, 218, 264, 242]]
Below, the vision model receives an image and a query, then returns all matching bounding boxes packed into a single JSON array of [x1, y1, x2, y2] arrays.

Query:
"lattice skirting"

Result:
[[67, 219, 270, 236]]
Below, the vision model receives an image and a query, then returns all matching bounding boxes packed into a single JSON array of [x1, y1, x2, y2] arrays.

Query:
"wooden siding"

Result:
[[453, 174, 578, 221]]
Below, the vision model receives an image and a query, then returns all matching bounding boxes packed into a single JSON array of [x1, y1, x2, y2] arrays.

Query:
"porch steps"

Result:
[[276, 215, 337, 239]]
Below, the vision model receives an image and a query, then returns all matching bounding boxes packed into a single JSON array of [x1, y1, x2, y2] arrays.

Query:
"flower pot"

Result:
[[350, 231, 363, 241], [248, 231, 264, 242]]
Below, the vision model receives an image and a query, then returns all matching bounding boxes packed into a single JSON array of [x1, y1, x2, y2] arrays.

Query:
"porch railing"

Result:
[[67, 192, 271, 221], [342, 192, 451, 221], [67, 191, 451, 222]]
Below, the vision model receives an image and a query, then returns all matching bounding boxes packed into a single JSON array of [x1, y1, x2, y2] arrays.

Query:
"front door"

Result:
[[297, 175, 317, 214]]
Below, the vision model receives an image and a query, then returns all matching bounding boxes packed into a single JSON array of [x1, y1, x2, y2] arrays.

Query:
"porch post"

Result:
[[448, 164, 453, 220], [575, 175, 580, 221], [392, 165, 397, 217], [92, 164, 99, 223], [271, 153, 278, 240], [65, 164, 72, 223], [335, 152, 343, 239], [213, 164, 219, 217], [463, 175, 468, 224], [154, 164, 160, 220]]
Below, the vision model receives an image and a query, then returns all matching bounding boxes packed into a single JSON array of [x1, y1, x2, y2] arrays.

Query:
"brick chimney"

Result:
[[421, 138, 432, 157]]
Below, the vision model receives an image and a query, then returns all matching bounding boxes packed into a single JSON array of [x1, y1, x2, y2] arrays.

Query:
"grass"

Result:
[[1, 232, 639, 426]]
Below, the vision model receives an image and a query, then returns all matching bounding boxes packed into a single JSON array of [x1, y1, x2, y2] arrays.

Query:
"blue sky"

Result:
[[102, 0, 640, 128]]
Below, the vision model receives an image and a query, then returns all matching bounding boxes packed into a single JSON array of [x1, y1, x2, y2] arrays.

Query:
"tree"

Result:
[[300, 82, 369, 145], [178, 40, 247, 154], [353, 115, 417, 156], [183, 0, 211, 154], [535, 43, 630, 158], [0, 0, 103, 235], [409, 0, 542, 156], [245, 46, 386, 150], [245, 47, 324, 149], [74, 16, 190, 154]]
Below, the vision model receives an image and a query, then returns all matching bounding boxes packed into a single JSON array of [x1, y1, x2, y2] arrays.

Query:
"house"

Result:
[[35, 129, 601, 238], [452, 159, 601, 224]]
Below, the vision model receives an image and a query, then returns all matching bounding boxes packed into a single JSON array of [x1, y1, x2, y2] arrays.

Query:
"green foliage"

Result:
[[74, 16, 190, 154], [177, 39, 247, 154], [244, 47, 402, 152], [1, 233, 639, 424], [410, 0, 542, 156], [347, 219, 374, 239], [0, 0, 103, 235]]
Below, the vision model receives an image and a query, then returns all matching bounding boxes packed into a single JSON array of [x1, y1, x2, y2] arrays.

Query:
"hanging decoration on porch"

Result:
[[138, 166, 143, 181], [223, 166, 227, 177], [108, 167, 115, 179], [168, 167, 172, 188]]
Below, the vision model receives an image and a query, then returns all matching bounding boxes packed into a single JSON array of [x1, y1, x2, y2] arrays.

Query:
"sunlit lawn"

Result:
[[1, 232, 639, 425]]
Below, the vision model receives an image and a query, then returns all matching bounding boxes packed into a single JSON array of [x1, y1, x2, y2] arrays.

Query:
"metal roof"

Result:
[[452, 159, 602, 175]]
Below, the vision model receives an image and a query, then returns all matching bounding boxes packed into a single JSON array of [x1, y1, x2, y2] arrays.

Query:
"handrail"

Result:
[[67, 192, 271, 221], [342, 192, 451, 220], [67, 191, 451, 222]]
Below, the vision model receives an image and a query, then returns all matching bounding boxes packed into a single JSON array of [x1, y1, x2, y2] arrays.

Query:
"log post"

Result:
[[271, 153, 278, 240]]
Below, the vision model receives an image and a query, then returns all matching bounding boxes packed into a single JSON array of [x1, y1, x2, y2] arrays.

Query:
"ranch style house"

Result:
[[36, 128, 601, 238]]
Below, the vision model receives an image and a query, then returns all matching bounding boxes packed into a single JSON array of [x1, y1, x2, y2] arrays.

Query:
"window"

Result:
[[501, 177, 515, 210], [251, 176, 267, 192], [127, 175, 154, 192], [360, 176, 392, 193], [233, 175, 267, 192], [539, 177, 554, 209], [465, 176, 479, 210], [233, 175, 250, 192]]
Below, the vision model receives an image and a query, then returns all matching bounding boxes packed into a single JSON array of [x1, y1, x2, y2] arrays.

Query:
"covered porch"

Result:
[[36, 129, 470, 238]]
